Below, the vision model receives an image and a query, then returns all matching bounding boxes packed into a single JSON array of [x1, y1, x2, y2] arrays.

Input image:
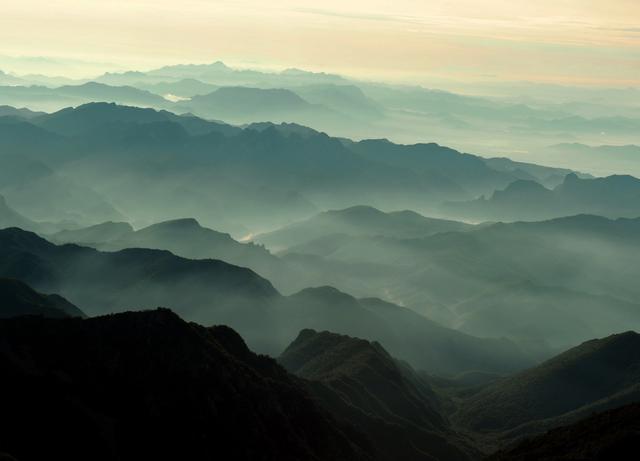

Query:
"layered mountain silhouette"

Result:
[[0, 278, 84, 318], [443, 173, 640, 221], [280, 329, 478, 461], [0, 130, 122, 225], [268, 212, 640, 352], [1, 102, 594, 234], [51, 218, 286, 287], [482, 156, 585, 189], [32, 101, 238, 138], [0, 82, 170, 112], [279, 287, 530, 375], [0, 227, 531, 374], [0, 105, 43, 119], [6, 60, 639, 159], [453, 331, 640, 441], [0, 309, 373, 461], [453, 280, 640, 354]]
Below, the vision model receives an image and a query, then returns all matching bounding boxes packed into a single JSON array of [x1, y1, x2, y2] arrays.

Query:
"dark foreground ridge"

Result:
[[0, 309, 371, 461], [280, 329, 479, 461], [488, 403, 640, 461]]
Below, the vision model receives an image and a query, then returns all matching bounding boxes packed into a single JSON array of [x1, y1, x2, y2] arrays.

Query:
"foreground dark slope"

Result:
[[280, 329, 478, 461], [0, 227, 530, 375], [453, 331, 640, 438], [488, 403, 640, 461], [0, 278, 84, 318], [0, 310, 371, 461]]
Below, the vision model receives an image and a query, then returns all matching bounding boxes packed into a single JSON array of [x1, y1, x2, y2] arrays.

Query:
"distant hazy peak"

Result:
[[143, 217, 202, 230]]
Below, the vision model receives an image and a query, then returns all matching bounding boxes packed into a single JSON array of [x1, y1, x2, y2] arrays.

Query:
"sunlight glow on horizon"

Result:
[[1, 0, 638, 87]]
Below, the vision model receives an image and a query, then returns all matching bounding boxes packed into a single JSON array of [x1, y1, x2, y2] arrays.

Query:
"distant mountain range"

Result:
[[0, 82, 170, 112], [442, 173, 640, 221], [260, 210, 640, 354], [3, 59, 639, 160], [1, 101, 587, 234]]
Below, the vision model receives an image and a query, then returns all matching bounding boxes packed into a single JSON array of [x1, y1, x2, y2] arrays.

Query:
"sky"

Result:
[[1, 0, 639, 87]]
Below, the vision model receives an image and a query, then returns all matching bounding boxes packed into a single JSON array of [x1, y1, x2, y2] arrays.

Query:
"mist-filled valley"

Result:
[[1, 20, 640, 459]]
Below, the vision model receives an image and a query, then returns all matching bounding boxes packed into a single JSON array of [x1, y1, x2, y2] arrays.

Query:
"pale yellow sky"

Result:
[[1, 0, 639, 86]]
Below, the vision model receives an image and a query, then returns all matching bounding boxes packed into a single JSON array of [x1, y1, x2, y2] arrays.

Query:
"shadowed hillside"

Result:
[[0, 309, 372, 461], [280, 329, 478, 461], [0, 278, 84, 318], [453, 331, 640, 438], [488, 403, 640, 461]]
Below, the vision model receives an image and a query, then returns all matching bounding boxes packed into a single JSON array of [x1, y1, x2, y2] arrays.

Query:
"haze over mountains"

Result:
[[1, 57, 639, 460], [1, 60, 638, 173]]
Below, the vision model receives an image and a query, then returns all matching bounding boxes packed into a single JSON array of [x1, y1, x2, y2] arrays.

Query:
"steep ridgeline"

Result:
[[50, 218, 286, 289], [0, 278, 85, 318], [442, 173, 640, 222], [280, 329, 478, 461], [0, 310, 372, 461], [0, 228, 531, 375], [453, 331, 640, 444], [488, 403, 640, 461]]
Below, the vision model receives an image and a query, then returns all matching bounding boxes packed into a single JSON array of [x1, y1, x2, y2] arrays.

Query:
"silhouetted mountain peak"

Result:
[[281, 329, 394, 378], [293, 286, 358, 305], [501, 179, 548, 194], [145, 217, 202, 231], [327, 205, 387, 219]]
